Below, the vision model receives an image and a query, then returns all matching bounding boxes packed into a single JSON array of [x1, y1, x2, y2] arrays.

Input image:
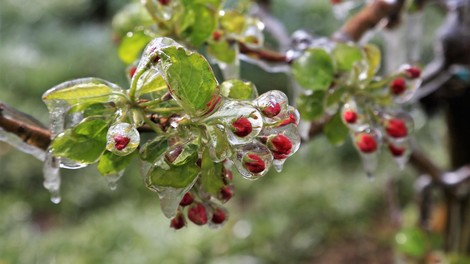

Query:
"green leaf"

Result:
[[140, 136, 169, 162], [323, 112, 349, 146], [112, 3, 153, 39], [42, 78, 123, 106], [297, 92, 325, 121], [220, 10, 246, 35], [139, 70, 168, 95], [332, 43, 364, 72], [200, 148, 225, 197], [147, 159, 200, 188], [363, 44, 381, 79], [51, 118, 108, 164], [98, 151, 135, 176], [395, 227, 427, 258], [325, 87, 346, 110], [179, 1, 217, 46], [207, 40, 237, 64], [118, 30, 154, 64], [158, 46, 219, 116], [220, 79, 258, 100], [292, 48, 334, 91]]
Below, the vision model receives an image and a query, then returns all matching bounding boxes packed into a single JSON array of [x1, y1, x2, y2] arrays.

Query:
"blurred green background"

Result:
[[0, 0, 448, 263]]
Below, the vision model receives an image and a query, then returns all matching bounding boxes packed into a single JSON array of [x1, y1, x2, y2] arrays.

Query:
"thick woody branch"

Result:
[[334, 0, 407, 42]]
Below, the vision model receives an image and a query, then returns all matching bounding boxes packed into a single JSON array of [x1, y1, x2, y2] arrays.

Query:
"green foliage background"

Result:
[[0, 0, 448, 263]]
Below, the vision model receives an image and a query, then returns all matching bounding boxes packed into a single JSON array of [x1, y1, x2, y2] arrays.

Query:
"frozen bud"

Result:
[[343, 110, 357, 124], [128, 66, 137, 79], [219, 185, 234, 203], [388, 143, 406, 157], [356, 133, 378, 153], [243, 153, 266, 173], [213, 31, 222, 41], [114, 135, 130, 151], [224, 168, 233, 182], [106, 123, 140, 156], [158, 0, 170, 6], [231, 117, 252, 137], [179, 192, 194, 207], [405, 66, 421, 79], [385, 118, 407, 138], [170, 212, 186, 230], [165, 145, 183, 164], [262, 103, 281, 118], [390, 78, 406, 95], [211, 207, 228, 225], [254, 91, 288, 122], [267, 134, 293, 159], [187, 203, 208, 225]]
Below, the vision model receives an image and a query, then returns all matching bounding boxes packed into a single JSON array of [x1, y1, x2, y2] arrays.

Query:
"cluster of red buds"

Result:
[[338, 65, 420, 174], [170, 167, 234, 229]]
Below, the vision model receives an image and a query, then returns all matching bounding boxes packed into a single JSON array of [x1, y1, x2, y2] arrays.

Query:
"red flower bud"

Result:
[[280, 113, 297, 127], [388, 144, 405, 157], [165, 145, 183, 164], [211, 207, 227, 224], [268, 134, 292, 158], [243, 153, 266, 173], [170, 213, 185, 230], [262, 102, 281, 118], [357, 133, 377, 153], [213, 31, 222, 41], [343, 110, 357, 124], [231, 117, 252, 137], [128, 66, 137, 78], [224, 169, 233, 181], [158, 0, 170, 5], [405, 66, 421, 79], [331, 0, 342, 4], [219, 185, 234, 202], [179, 192, 194, 207], [390, 77, 406, 95], [386, 118, 407, 138], [187, 203, 208, 225], [114, 135, 130, 151]]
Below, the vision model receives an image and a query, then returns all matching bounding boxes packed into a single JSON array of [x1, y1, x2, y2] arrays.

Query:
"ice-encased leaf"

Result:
[[97, 151, 135, 176], [296, 92, 325, 121], [157, 45, 219, 117], [200, 148, 225, 197], [51, 117, 108, 164], [179, 1, 218, 46], [220, 79, 258, 100], [253, 90, 289, 124], [292, 48, 335, 91], [324, 111, 349, 146], [118, 30, 154, 64], [140, 136, 169, 163], [146, 156, 200, 189], [204, 124, 232, 162], [42, 78, 122, 106], [332, 43, 365, 72]]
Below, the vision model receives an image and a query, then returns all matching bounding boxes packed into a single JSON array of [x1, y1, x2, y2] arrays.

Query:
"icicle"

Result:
[[360, 152, 378, 179], [43, 150, 61, 204], [105, 171, 124, 191]]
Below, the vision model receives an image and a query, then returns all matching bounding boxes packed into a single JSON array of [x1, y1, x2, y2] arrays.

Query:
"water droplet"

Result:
[[105, 171, 124, 191]]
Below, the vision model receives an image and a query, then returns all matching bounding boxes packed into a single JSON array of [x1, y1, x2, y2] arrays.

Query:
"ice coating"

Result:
[[233, 142, 273, 180], [204, 100, 263, 145], [254, 90, 289, 124], [106, 123, 140, 156], [105, 170, 124, 191], [43, 150, 62, 204], [204, 124, 232, 162], [341, 100, 369, 132], [0, 127, 46, 161]]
